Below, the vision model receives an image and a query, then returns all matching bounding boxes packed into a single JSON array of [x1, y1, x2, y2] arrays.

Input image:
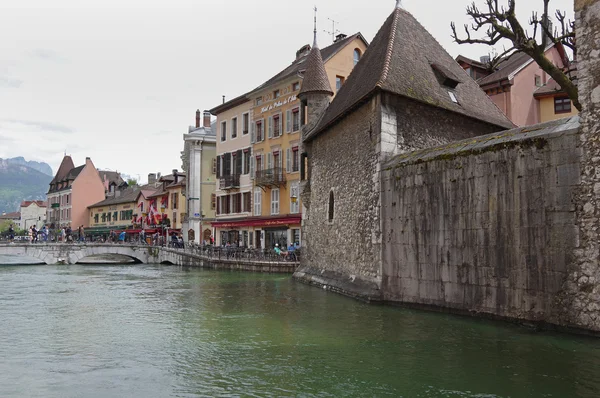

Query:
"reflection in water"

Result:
[[0, 264, 599, 397]]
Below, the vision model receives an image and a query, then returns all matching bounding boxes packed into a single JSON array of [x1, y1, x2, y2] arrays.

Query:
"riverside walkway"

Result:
[[0, 243, 298, 273]]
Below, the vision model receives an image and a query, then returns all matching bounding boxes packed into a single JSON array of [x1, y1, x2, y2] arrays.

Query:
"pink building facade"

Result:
[[458, 45, 568, 127], [46, 156, 106, 229]]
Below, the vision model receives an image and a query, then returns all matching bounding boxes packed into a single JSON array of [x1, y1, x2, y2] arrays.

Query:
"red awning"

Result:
[[211, 215, 301, 229]]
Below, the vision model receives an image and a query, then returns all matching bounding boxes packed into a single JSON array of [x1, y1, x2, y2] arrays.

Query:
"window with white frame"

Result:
[[271, 188, 280, 215], [221, 121, 227, 142], [254, 188, 262, 216], [273, 114, 281, 137], [256, 120, 264, 142], [242, 113, 249, 135], [292, 108, 300, 131], [231, 117, 237, 139], [292, 147, 299, 172], [290, 183, 300, 214]]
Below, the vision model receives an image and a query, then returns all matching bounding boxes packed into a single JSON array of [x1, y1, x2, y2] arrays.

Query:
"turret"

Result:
[[298, 21, 333, 137]]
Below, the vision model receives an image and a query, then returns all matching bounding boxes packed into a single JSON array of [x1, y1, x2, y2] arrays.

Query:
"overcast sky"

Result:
[[0, 0, 573, 182]]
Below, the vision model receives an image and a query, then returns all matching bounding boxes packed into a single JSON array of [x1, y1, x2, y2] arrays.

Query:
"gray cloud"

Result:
[[0, 76, 23, 88]]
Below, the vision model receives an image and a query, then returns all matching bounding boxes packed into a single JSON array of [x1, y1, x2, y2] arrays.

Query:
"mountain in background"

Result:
[[0, 157, 53, 214], [4, 156, 53, 176]]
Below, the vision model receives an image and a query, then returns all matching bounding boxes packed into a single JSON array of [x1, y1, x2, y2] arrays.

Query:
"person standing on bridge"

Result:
[[118, 231, 126, 244]]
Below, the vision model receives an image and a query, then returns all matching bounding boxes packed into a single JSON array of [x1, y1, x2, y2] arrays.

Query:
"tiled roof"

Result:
[[88, 188, 141, 208], [147, 189, 167, 199], [476, 51, 532, 86], [0, 212, 20, 219], [298, 44, 333, 96], [99, 170, 125, 186], [534, 69, 578, 97], [66, 165, 84, 180], [20, 200, 47, 208], [306, 8, 513, 141], [50, 155, 75, 184], [249, 33, 368, 96]]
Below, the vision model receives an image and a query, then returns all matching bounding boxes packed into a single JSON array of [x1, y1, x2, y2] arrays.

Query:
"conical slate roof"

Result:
[[298, 44, 333, 97], [50, 155, 75, 184], [305, 7, 513, 141]]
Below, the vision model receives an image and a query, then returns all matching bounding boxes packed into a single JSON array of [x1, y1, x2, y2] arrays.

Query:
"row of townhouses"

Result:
[[182, 32, 368, 248], [45, 154, 198, 240]]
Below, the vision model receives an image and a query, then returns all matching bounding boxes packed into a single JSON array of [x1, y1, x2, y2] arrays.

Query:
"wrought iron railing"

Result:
[[255, 167, 286, 187], [219, 174, 241, 190]]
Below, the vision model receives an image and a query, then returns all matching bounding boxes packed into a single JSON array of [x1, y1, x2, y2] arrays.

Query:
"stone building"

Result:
[[182, 110, 217, 244], [296, 0, 600, 333], [296, 2, 512, 299], [19, 200, 47, 230]]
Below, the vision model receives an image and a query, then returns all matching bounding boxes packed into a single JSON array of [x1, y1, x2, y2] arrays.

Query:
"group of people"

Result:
[[274, 243, 298, 260], [3, 224, 86, 244]]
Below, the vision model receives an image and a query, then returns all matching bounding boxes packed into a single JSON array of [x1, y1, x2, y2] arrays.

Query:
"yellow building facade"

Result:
[[249, 34, 368, 249], [87, 189, 139, 234], [210, 34, 367, 249], [537, 95, 578, 123]]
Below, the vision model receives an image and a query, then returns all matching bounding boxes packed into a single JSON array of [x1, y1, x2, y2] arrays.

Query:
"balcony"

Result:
[[219, 174, 241, 190], [255, 167, 286, 189], [51, 203, 60, 208]]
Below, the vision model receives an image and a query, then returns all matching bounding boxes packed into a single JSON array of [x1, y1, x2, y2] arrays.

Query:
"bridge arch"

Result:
[[0, 244, 151, 265]]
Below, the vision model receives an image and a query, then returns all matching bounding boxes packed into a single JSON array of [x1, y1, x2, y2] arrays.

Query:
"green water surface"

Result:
[[0, 263, 599, 397]]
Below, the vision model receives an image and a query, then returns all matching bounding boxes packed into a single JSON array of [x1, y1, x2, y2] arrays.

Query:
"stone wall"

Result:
[[569, 0, 600, 331], [296, 93, 508, 300], [381, 117, 583, 327], [380, 93, 503, 156], [296, 97, 383, 299]]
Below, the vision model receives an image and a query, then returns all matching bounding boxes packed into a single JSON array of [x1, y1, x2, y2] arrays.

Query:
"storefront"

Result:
[[212, 215, 301, 249]]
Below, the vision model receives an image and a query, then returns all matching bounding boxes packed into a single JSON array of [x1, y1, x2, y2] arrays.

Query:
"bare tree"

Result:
[[451, 0, 580, 111]]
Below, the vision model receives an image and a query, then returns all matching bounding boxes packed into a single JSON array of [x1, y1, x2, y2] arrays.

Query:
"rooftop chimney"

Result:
[[334, 33, 347, 42], [148, 173, 156, 185], [203, 110, 211, 128], [172, 169, 178, 183], [195, 109, 200, 128]]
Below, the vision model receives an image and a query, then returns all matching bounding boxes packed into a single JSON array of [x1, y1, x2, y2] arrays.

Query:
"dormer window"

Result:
[[431, 63, 460, 89], [353, 49, 361, 66]]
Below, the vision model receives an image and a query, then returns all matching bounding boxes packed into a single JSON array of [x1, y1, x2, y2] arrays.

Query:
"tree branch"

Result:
[[451, 0, 580, 111]]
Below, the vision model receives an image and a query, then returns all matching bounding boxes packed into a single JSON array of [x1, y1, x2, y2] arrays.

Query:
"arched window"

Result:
[[353, 49, 361, 66], [328, 191, 334, 222]]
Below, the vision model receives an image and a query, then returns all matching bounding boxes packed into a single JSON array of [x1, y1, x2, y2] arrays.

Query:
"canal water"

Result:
[[1, 262, 599, 397]]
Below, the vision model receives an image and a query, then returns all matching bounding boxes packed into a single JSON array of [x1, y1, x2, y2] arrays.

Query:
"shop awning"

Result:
[[211, 215, 301, 229]]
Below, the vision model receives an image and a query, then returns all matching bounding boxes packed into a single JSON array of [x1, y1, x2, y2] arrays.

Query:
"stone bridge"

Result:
[[0, 243, 297, 273]]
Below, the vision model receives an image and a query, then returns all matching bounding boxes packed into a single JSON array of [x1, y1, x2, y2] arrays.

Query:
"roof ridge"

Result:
[[377, 10, 400, 88]]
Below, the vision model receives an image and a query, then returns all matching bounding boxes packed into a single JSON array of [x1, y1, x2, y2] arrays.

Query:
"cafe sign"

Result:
[[260, 95, 297, 114]]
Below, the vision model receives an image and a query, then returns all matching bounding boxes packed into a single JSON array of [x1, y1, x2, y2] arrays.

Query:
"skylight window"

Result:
[[448, 91, 458, 103]]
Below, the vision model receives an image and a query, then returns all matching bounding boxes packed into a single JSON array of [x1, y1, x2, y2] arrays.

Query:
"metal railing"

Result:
[[219, 174, 241, 190], [255, 167, 286, 187], [180, 244, 300, 263]]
